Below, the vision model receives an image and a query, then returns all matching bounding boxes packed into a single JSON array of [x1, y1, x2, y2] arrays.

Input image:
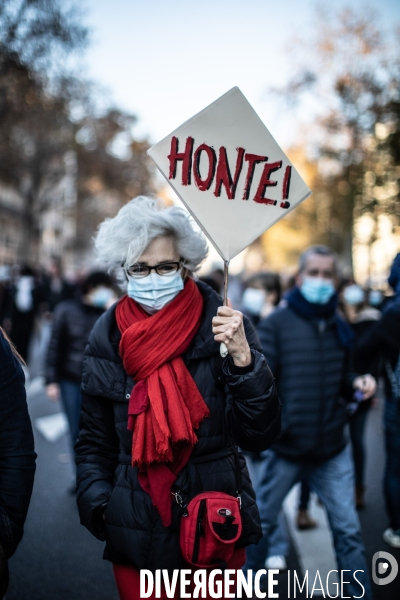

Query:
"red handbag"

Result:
[[179, 491, 242, 568], [174, 446, 244, 569]]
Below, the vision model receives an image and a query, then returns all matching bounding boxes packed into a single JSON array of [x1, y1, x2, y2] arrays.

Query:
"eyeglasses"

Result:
[[125, 261, 182, 278]]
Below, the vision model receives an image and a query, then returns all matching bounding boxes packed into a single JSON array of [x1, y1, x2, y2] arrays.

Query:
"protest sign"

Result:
[[147, 86, 311, 262]]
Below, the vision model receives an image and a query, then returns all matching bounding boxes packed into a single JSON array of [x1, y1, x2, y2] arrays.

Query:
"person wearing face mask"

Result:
[[356, 252, 400, 549], [45, 271, 117, 474], [244, 245, 376, 600], [241, 272, 294, 570], [339, 280, 382, 509], [368, 288, 384, 310], [74, 196, 280, 600], [241, 272, 281, 326], [1, 265, 40, 363]]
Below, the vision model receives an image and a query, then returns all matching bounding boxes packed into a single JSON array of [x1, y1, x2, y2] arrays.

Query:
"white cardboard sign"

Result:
[[148, 87, 311, 261]]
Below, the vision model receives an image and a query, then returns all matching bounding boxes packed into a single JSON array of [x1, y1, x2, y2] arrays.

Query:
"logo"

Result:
[[217, 508, 231, 517], [372, 551, 398, 586]]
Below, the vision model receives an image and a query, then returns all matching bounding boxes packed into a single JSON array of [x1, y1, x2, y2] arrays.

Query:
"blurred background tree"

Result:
[[0, 0, 87, 74], [73, 108, 155, 256], [262, 5, 400, 276], [0, 0, 154, 266], [0, 0, 87, 260]]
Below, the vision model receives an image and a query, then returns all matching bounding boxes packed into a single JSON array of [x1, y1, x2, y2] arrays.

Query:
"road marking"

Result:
[[34, 413, 68, 442]]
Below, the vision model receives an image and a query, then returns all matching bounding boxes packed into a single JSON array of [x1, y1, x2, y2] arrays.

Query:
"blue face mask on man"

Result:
[[127, 271, 184, 314], [300, 277, 335, 305]]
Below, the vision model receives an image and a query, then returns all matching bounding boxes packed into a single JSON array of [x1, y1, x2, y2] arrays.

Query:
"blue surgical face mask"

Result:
[[242, 288, 266, 315], [369, 290, 383, 306], [127, 271, 184, 314], [89, 286, 115, 309], [300, 277, 335, 304], [343, 284, 364, 305]]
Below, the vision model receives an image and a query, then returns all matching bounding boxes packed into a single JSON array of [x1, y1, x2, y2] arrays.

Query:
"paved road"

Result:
[[5, 328, 400, 599], [7, 379, 118, 600]]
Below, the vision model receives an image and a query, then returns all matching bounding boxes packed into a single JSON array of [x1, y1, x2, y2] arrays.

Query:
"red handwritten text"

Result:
[[167, 136, 292, 208]]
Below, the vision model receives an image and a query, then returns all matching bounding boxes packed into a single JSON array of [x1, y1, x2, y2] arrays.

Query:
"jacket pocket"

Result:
[[180, 492, 242, 569]]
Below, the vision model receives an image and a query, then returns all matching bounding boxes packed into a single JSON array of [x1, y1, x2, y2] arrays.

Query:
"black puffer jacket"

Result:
[[0, 331, 36, 557], [45, 299, 105, 384], [257, 305, 355, 463], [356, 305, 400, 399], [0, 330, 36, 596], [75, 282, 280, 570]]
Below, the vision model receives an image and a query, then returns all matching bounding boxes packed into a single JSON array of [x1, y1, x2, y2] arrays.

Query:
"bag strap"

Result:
[[188, 444, 243, 507], [232, 444, 243, 502], [119, 445, 244, 514]]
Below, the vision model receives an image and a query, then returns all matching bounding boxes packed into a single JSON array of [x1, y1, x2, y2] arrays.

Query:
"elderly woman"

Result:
[[75, 196, 280, 600]]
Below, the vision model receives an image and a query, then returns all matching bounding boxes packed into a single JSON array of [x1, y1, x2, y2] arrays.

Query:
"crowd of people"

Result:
[[0, 258, 77, 363], [0, 196, 399, 599], [238, 247, 400, 579]]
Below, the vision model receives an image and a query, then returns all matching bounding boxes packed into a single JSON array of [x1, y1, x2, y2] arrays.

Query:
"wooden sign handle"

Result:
[[220, 260, 230, 358]]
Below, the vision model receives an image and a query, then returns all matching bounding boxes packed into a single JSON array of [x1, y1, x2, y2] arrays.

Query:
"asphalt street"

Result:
[[5, 328, 400, 600], [7, 379, 119, 600]]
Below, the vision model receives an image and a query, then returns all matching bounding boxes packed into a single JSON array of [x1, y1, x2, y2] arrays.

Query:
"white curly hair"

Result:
[[94, 196, 208, 283]]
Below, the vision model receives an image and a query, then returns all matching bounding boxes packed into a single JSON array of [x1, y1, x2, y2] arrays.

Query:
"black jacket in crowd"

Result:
[[45, 299, 105, 384], [0, 330, 36, 594], [257, 305, 355, 463], [75, 282, 280, 571], [356, 304, 400, 399], [349, 307, 382, 412]]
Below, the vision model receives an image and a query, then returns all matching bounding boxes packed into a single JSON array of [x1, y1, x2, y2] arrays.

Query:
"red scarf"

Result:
[[115, 279, 209, 526]]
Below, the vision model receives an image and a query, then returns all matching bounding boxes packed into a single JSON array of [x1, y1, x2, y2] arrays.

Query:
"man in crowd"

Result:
[[356, 253, 400, 549], [245, 245, 375, 600]]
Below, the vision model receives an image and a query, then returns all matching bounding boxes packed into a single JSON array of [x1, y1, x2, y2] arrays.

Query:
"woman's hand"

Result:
[[46, 383, 60, 402], [353, 374, 376, 400], [212, 303, 252, 367]]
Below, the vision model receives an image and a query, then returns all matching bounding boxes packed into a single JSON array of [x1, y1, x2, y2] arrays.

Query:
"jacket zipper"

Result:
[[192, 499, 206, 564]]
